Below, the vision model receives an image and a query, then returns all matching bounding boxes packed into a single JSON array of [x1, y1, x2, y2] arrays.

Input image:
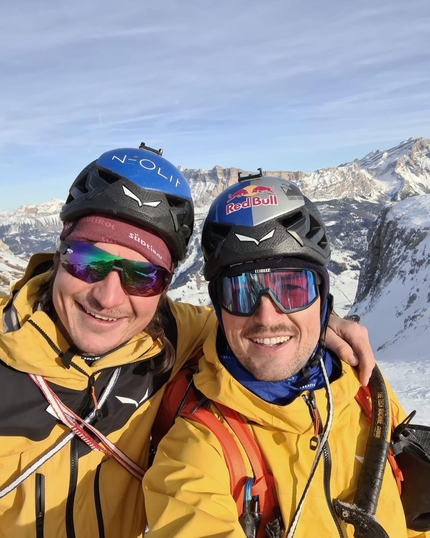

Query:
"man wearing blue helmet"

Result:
[[144, 174, 425, 537], [0, 148, 376, 538]]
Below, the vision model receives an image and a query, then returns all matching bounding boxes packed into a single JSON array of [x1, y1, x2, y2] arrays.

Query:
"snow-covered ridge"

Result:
[[351, 194, 430, 421], [0, 198, 64, 222]]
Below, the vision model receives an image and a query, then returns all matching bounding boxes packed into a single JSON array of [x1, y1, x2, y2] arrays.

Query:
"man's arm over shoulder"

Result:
[[327, 315, 375, 385], [167, 299, 217, 374]]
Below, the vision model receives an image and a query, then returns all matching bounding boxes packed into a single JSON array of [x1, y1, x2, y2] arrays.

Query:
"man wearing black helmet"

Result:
[[144, 175, 425, 537], [0, 148, 377, 538]]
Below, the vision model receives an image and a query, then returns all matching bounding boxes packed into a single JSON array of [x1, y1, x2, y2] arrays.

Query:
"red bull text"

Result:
[[226, 185, 278, 215]]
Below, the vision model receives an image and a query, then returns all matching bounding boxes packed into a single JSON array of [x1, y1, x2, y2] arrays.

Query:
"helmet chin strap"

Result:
[[297, 294, 333, 387]]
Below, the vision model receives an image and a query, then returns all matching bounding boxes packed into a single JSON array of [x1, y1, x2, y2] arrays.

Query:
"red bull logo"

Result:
[[226, 185, 278, 215]]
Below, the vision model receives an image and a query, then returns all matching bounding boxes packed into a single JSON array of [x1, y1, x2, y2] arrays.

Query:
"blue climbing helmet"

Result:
[[201, 170, 331, 281], [60, 143, 194, 262]]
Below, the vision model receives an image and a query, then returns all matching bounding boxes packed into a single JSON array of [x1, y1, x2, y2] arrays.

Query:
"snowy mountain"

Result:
[[0, 240, 28, 295], [169, 137, 430, 314], [180, 137, 430, 204], [350, 194, 430, 423], [0, 199, 63, 259], [299, 137, 430, 202]]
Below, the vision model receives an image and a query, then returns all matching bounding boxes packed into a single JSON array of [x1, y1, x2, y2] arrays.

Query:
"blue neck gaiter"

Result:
[[218, 342, 339, 405]]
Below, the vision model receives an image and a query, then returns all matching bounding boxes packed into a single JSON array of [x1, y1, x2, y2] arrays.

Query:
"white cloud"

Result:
[[1, 0, 430, 208]]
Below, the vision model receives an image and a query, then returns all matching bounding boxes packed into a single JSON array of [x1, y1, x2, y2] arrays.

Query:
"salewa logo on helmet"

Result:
[[112, 154, 182, 187], [122, 185, 161, 208], [234, 230, 275, 245], [226, 185, 278, 215]]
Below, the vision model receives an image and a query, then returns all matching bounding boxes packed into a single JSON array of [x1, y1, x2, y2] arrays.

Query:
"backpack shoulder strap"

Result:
[[355, 386, 404, 493], [215, 403, 276, 511], [181, 400, 277, 528], [181, 403, 249, 510]]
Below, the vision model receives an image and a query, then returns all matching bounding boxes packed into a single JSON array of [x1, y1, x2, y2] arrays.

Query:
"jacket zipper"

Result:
[[322, 442, 345, 537], [94, 461, 106, 538], [65, 437, 78, 538], [303, 391, 345, 538], [66, 377, 96, 538], [35, 473, 45, 538]]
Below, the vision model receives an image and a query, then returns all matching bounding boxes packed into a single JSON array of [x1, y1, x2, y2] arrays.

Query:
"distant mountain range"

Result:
[[1, 137, 430, 320]]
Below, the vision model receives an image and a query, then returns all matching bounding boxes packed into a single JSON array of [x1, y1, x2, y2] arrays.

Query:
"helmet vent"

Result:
[[202, 223, 231, 259], [308, 214, 328, 249], [280, 212, 307, 232], [98, 169, 118, 184]]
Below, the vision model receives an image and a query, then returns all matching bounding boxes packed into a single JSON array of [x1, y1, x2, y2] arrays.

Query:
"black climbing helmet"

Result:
[[201, 171, 330, 281], [60, 143, 194, 262]]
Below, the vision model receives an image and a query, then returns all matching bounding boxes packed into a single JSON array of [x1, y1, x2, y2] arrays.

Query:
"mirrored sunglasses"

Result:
[[216, 268, 320, 316], [59, 240, 172, 297]]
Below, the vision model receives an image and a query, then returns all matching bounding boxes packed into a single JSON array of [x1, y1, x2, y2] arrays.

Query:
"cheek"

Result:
[[52, 270, 71, 310], [52, 269, 83, 305], [221, 311, 246, 349], [130, 295, 161, 324], [302, 311, 322, 343]]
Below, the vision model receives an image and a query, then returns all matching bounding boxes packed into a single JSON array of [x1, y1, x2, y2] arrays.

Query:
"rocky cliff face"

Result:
[[351, 194, 430, 360]]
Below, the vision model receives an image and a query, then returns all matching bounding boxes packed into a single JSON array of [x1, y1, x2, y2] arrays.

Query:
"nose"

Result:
[[252, 294, 284, 323], [90, 269, 127, 309]]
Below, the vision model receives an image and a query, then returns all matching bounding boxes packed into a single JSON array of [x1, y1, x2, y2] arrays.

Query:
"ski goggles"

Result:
[[59, 240, 172, 297], [216, 268, 320, 316]]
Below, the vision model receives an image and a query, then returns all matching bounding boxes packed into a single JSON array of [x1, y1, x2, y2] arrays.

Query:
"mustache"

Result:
[[243, 323, 299, 339], [81, 295, 126, 317]]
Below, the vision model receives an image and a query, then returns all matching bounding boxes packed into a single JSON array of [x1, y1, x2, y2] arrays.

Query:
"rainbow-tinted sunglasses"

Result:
[[59, 240, 172, 297]]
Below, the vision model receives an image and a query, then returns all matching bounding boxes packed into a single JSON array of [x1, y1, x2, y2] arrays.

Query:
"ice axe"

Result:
[[334, 365, 390, 537]]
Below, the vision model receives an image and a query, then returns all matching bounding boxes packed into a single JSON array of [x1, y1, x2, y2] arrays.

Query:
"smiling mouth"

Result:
[[251, 336, 291, 346], [82, 305, 118, 322]]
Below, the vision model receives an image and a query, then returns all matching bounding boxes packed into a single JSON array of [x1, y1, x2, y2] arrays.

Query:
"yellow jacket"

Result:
[[144, 326, 429, 538], [0, 254, 216, 538]]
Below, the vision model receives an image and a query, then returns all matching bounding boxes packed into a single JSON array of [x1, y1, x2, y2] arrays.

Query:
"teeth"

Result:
[[252, 336, 291, 346], [84, 307, 116, 322]]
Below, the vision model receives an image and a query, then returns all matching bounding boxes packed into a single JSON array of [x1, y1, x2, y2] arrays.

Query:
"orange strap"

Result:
[[216, 404, 276, 508], [181, 405, 248, 511], [181, 401, 278, 523]]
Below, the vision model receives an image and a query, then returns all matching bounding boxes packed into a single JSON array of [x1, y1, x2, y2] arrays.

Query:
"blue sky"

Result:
[[1, 0, 430, 209]]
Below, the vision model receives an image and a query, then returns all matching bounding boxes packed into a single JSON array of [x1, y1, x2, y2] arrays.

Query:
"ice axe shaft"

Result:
[[334, 365, 390, 537]]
